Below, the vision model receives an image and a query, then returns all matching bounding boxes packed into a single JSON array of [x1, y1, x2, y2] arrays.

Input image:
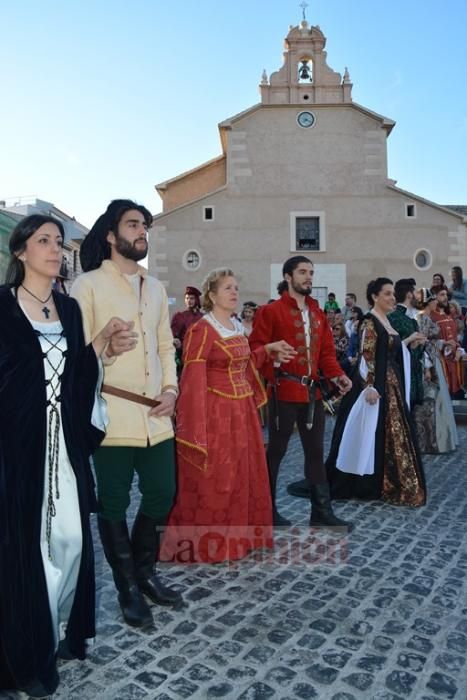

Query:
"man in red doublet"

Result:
[[170, 286, 203, 371], [431, 288, 465, 399], [249, 256, 353, 528]]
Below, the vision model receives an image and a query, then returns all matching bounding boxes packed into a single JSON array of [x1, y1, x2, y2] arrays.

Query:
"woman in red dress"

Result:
[[161, 269, 295, 563]]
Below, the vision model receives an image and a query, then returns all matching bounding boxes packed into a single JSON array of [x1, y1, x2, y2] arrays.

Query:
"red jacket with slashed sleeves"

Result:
[[249, 291, 344, 402]]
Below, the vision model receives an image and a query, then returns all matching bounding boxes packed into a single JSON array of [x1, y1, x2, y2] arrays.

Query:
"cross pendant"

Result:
[[42, 306, 51, 319]]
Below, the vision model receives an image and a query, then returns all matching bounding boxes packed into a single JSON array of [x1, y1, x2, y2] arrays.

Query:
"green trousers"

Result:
[[93, 439, 176, 522]]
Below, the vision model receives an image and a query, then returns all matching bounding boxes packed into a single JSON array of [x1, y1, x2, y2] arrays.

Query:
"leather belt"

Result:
[[102, 384, 161, 409], [275, 371, 317, 430], [278, 371, 315, 386]]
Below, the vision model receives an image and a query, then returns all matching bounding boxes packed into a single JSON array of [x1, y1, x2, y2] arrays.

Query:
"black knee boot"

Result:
[[267, 456, 291, 526], [310, 482, 354, 531], [131, 512, 183, 607], [97, 517, 152, 627]]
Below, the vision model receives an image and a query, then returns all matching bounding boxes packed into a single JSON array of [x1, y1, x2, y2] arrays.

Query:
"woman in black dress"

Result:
[[326, 278, 426, 506]]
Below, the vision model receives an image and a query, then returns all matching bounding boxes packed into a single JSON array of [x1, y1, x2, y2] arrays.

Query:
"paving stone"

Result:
[[173, 620, 198, 635], [446, 631, 467, 653], [167, 677, 199, 698], [124, 649, 154, 671], [335, 636, 364, 651], [178, 637, 210, 656], [385, 670, 417, 696], [342, 672, 374, 691], [103, 666, 130, 683], [410, 618, 442, 636], [372, 636, 395, 653], [67, 681, 105, 700], [157, 654, 188, 672], [382, 621, 406, 635], [322, 649, 352, 669], [296, 632, 326, 649], [305, 663, 339, 685], [238, 681, 276, 699], [88, 644, 120, 665], [112, 683, 149, 699], [309, 618, 337, 634], [406, 635, 434, 654], [264, 666, 297, 686], [435, 652, 465, 673], [226, 665, 257, 681], [356, 654, 387, 672], [331, 694, 357, 700], [243, 645, 276, 664], [134, 671, 168, 689], [396, 652, 426, 672], [426, 672, 458, 699], [206, 682, 235, 698], [291, 683, 319, 699]]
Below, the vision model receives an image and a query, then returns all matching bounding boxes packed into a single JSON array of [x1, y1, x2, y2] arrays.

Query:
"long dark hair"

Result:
[[80, 199, 152, 272], [5, 214, 65, 287]]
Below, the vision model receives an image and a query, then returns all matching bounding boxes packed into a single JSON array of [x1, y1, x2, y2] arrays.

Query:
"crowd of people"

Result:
[[0, 199, 465, 697]]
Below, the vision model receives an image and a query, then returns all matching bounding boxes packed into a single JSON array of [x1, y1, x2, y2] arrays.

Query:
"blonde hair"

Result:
[[202, 268, 235, 312]]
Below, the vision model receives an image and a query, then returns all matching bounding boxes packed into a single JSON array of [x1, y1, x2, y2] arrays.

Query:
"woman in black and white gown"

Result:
[[0, 214, 133, 698]]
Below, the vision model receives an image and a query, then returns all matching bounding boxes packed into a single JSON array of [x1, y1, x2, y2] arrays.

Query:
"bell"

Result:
[[299, 61, 311, 80]]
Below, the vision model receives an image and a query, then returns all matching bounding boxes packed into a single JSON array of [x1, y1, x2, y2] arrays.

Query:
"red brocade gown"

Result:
[[160, 317, 273, 563]]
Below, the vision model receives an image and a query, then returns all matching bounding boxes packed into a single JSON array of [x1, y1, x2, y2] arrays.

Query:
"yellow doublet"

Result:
[[71, 260, 177, 447]]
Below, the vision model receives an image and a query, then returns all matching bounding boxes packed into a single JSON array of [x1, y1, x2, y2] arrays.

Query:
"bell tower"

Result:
[[260, 19, 353, 106]]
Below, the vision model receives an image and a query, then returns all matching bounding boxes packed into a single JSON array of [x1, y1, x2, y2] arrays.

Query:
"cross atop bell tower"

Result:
[[260, 19, 353, 106]]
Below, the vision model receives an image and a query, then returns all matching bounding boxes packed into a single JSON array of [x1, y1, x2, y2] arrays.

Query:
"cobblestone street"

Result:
[[5, 420, 467, 700]]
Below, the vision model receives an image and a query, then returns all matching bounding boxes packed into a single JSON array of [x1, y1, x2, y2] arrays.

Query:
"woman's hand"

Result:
[[93, 318, 138, 358], [364, 386, 380, 405], [265, 340, 297, 363], [405, 331, 426, 348]]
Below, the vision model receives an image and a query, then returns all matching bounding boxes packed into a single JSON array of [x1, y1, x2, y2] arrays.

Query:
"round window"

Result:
[[182, 249, 201, 271], [413, 249, 432, 271]]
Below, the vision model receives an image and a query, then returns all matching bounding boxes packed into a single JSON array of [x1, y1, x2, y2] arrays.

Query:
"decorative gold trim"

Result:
[[207, 387, 254, 399]]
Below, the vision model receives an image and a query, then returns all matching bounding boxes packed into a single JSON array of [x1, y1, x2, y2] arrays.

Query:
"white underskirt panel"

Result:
[[39, 418, 82, 649]]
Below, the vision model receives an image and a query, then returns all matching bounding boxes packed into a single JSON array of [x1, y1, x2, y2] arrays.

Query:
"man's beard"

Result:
[[115, 234, 148, 261], [437, 299, 448, 311], [291, 280, 312, 297]]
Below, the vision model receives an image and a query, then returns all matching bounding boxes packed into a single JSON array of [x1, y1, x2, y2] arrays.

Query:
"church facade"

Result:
[[150, 20, 467, 309]]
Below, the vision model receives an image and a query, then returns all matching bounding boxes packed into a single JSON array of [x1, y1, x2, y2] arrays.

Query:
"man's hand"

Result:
[[148, 392, 176, 418], [93, 318, 137, 357], [333, 374, 352, 395], [265, 340, 297, 363], [106, 322, 139, 357]]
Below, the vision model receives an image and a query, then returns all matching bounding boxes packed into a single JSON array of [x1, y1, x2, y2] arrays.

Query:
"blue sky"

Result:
[[1, 0, 466, 227]]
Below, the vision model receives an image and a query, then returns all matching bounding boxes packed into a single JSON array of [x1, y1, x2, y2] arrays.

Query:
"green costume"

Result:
[[388, 304, 424, 405]]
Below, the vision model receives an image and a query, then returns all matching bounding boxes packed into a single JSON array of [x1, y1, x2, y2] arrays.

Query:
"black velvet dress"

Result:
[[326, 314, 426, 506], [0, 286, 104, 694]]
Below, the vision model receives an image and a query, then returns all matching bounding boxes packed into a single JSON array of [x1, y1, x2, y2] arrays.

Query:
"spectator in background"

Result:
[[241, 301, 258, 337], [332, 321, 350, 373], [171, 286, 203, 373], [431, 288, 465, 399], [342, 293, 357, 322], [324, 292, 340, 314], [346, 306, 364, 366], [449, 266, 467, 312], [432, 273, 445, 287]]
